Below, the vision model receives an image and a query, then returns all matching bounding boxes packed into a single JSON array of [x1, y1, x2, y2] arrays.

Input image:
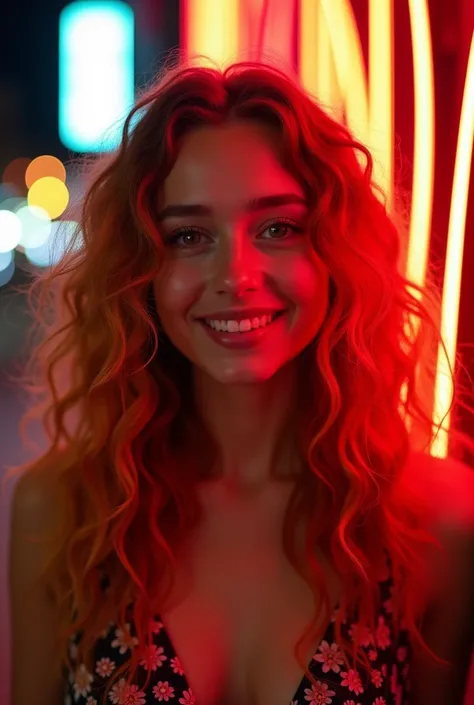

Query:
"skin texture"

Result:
[[152, 120, 330, 487]]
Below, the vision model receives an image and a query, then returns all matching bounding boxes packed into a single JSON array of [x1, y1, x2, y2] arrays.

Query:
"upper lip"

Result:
[[197, 307, 286, 321]]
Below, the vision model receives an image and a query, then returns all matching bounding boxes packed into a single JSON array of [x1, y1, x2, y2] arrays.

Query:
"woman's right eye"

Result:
[[164, 228, 209, 248]]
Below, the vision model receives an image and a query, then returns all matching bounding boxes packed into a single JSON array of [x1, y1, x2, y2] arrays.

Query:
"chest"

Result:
[[159, 491, 343, 705]]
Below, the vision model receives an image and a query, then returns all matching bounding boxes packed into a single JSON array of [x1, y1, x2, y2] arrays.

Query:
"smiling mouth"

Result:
[[202, 310, 286, 334]]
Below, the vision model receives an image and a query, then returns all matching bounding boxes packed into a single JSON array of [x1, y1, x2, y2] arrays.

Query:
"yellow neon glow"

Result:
[[431, 33, 474, 458], [299, 1, 341, 115], [182, 0, 239, 67], [368, 0, 394, 210], [404, 0, 435, 295], [398, 0, 436, 449], [317, 0, 370, 144], [299, 0, 393, 207]]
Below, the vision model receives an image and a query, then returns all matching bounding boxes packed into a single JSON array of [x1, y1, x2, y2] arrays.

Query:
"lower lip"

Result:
[[197, 313, 286, 349]]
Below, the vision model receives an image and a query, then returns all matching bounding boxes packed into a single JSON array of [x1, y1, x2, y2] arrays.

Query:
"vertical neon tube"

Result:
[[405, 1, 435, 292], [299, 0, 392, 203], [59, 1, 135, 153], [299, 0, 340, 114], [369, 0, 394, 209], [431, 34, 474, 458]]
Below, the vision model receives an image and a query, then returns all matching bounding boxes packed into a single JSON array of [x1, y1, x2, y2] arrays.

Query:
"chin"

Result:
[[203, 361, 280, 385]]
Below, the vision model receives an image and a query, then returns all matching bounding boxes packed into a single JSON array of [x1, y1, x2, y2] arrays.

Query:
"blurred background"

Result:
[[0, 1, 473, 702]]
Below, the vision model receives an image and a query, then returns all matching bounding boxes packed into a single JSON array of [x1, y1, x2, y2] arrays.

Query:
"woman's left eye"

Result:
[[259, 219, 303, 240]]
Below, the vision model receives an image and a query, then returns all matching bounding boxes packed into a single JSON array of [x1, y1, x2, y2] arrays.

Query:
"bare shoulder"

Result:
[[402, 453, 474, 704], [401, 450, 474, 528], [8, 470, 66, 705]]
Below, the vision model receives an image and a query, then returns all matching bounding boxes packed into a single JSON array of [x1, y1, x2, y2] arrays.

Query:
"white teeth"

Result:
[[205, 313, 281, 333]]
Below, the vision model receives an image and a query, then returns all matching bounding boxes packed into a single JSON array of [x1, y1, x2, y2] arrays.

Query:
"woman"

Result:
[[7, 58, 474, 705]]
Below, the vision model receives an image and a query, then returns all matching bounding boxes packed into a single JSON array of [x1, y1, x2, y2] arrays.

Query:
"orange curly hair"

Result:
[[5, 56, 474, 703]]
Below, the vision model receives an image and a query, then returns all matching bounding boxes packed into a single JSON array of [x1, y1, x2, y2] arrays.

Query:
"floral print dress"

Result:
[[64, 560, 411, 705]]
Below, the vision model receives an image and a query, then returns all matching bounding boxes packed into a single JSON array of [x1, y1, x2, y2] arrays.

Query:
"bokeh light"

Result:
[[0, 257, 15, 286], [25, 220, 81, 267], [2, 157, 31, 195], [0, 183, 20, 203], [25, 155, 67, 188], [0, 196, 26, 213], [27, 176, 69, 219], [0, 210, 22, 252], [16, 205, 52, 249], [0, 249, 14, 273]]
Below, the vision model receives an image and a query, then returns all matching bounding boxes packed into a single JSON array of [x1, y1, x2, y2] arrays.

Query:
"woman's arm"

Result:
[[8, 471, 66, 705]]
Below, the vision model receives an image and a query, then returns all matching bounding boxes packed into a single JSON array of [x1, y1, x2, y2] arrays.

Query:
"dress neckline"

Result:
[[155, 597, 341, 705]]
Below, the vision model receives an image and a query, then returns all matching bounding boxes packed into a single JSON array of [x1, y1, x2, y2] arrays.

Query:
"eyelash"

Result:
[[164, 218, 303, 248]]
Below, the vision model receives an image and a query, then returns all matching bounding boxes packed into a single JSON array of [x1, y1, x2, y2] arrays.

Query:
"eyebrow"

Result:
[[156, 193, 308, 221]]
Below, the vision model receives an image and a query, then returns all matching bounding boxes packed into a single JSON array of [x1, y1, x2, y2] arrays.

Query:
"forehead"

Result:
[[162, 121, 303, 211]]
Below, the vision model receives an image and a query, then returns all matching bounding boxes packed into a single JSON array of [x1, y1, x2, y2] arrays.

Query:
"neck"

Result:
[[192, 362, 301, 491]]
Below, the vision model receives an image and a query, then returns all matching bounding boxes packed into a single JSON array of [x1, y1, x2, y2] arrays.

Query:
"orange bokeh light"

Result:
[[25, 155, 66, 189]]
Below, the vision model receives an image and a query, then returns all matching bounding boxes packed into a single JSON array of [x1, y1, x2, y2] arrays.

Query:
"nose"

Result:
[[212, 226, 262, 297]]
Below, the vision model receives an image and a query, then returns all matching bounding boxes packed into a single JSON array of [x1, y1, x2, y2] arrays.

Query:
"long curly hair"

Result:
[[5, 55, 474, 703]]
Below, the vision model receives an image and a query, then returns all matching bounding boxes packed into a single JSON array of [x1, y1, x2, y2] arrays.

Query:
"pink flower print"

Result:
[[340, 669, 364, 695], [153, 680, 175, 701], [73, 664, 94, 699], [96, 656, 116, 677], [111, 624, 139, 654], [313, 641, 345, 673], [178, 690, 196, 704], [170, 656, 185, 675], [139, 643, 168, 671], [381, 664, 387, 677], [150, 618, 164, 634], [396, 646, 407, 662], [342, 701, 361, 705], [373, 698, 386, 705], [375, 616, 390, 650], [108, 678, 146, 704], [370, 669, 383, 688], [368, 649, 378, 661], [303, 680, 336, 704], [349, 623, 374, 648]]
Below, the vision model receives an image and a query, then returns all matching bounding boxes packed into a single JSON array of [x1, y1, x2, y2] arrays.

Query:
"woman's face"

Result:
[[153, 120, 330, 385]]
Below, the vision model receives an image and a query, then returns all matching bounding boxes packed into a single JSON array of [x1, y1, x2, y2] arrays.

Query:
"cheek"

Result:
[[153, 263, 203, 322], [278, 256, 328, 308]]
